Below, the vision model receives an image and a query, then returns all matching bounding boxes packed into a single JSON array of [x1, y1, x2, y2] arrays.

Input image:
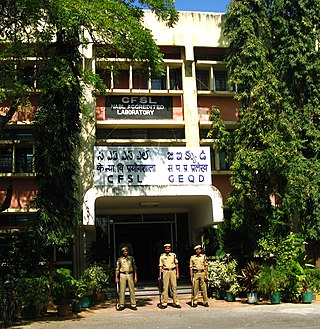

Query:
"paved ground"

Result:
[[6, 296, 320, 329]]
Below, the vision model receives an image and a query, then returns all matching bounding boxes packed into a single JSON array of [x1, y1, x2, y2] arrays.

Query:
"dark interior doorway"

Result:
[[115, 223, 172, 280], [95, 213, 190, 281]]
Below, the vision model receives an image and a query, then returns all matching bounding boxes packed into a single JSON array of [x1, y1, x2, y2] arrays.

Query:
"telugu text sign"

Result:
[[94, 147, 212, 186]]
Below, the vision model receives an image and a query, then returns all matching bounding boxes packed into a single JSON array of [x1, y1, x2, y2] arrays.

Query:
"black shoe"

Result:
[[117, 306, 125, 311], [131, 306, 137, 311], [173, 304, 181, 308], [158, 304, 167, 309], [204, 303, 209, 307], [192, 304, 197, 308]]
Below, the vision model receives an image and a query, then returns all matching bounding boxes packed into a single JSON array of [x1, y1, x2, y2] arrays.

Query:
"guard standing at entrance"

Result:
[[115, 246, 138, 311], [158, 243, 181, 309], [189, 244, 209, 307]]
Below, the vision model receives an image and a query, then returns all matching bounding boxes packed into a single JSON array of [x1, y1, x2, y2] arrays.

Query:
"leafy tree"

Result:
[[0, 0, 178, 252], [215, 0, 320, 253]]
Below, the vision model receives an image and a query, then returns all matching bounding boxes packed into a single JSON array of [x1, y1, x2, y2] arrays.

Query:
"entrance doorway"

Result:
[[115, 223, 172, 280], [95, 213, 190, 281]]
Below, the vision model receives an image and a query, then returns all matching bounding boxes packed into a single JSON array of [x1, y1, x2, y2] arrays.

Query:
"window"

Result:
[[15, 146, 33, 173], [0, 144, 34, 174], [0, 147, 13, 173], [214, 71, 228, 91], [219, 150, 230, 170], [169, 68, 182, 90], [208, 146, 231, 171], [196, 69, 210, 90], [133, 71, 148, 89], [114, 70, 129, 89], [17, 64, 36, 88], [151, 75, 166, 90], [96, 68, 112, 89]]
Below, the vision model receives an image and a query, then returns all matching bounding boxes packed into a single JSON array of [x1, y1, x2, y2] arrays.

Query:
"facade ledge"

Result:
[[105, 89, 183, 95], [196, 60, 226, 66], [96, 120, 185, 128], [0, 173, 36, 178], [199, 121, 238, 129], [96, 139, 186, 146], [200, 139, 216, 145], [197, 90, 236, 97]]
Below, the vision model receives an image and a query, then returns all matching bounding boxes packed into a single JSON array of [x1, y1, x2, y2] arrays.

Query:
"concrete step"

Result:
[[108, 282, 192, 299]]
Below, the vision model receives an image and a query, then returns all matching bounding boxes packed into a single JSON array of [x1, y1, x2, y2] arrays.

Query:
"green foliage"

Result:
[[201, 224, 221, 256], [50, 268, 77, 305], [257, 232, 318, 301], [257, 232, 305, 268], [256, 266, 287, 295], [16, 276, 50, 316], [207, 254, 241, 294], [0, 230, 47, 278], [239, 261, 260, 293], [79, 262, 113, 295], [1, 0, 178, 251], [210, 0, 320, 252]]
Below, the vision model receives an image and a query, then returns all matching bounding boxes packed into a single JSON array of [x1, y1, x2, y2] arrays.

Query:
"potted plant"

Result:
[[80, 262, 112, 305], [291, 261, 316, 303], [207, 256, 225, 299], [256, 266, 286, 304], [207, 254, 241, 301], [50, 268, 77, 316], [220, 255, 241, 302], [239, 261, 260, 304], [17, 275, 50, 318]]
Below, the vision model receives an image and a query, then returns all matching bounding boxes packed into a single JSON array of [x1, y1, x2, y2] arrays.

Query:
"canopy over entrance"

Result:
[[83, 184, 224, 231]]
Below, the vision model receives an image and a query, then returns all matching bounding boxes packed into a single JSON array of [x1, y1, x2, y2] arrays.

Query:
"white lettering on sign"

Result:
[[94, 147, 212, 186], [121, 96, 157, 104]]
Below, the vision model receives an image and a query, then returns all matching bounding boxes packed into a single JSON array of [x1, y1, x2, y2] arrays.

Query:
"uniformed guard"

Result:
[[189, 244, 209, 307], [158, 243, 181, 309], [115, 246, 138, 311]]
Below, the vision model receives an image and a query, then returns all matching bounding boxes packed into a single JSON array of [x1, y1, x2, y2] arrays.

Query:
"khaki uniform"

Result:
[[190, 253, 208, 304], [159, 252, 180, 306], [116, 255, 137, 307]]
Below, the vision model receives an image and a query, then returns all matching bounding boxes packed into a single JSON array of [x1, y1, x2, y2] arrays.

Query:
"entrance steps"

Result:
[[135, 282, 191, 298], [112, 281, 192, 299]]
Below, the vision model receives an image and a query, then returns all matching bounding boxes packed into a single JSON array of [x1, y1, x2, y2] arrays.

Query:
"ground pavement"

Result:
[[6, 296, 320, 329]]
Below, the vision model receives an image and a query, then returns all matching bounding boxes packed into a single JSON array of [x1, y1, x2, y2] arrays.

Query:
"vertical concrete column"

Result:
[[183, 45, 200, 147]]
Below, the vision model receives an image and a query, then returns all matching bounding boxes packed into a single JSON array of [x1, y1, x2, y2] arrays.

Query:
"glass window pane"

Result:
[[133, 71, 148, 89], [0, 147, 13, 173], [151, 76, 166, 90], [219, 150, 230, 170], [169, 68, 182, 90], [196, 69, 210, 90], [215, 71, 228, 91], [15, 147, 33, 173]]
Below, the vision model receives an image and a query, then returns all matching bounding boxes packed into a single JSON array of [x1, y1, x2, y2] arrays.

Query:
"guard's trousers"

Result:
[[192, 272, 208, 304], [119, 273, 136, 307], [162, 269, 180, 306]]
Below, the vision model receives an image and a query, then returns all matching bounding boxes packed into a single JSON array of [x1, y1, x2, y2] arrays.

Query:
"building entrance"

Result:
[[95, 213, 190, 281], [115, 222, 172, 280]]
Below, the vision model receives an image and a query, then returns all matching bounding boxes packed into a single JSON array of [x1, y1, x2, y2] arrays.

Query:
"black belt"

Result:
[[163, 267, 176, 271], [193, 269, 205, 273], [120, 271, 133, 274]]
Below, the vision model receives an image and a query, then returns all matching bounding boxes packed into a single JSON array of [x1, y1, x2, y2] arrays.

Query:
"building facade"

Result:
[[0, 11, 238, 280]]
